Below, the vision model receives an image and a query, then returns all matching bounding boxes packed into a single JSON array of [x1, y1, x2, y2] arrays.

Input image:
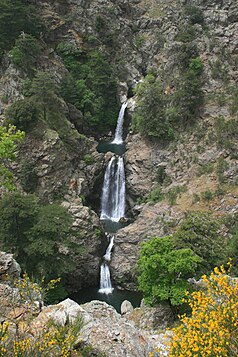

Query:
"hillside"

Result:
[[0, 0, 238, 355]]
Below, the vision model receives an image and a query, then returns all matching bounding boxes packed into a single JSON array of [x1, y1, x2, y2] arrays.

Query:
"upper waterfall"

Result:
[[111, 102, 127, 144], [100, 156, 126, 221]]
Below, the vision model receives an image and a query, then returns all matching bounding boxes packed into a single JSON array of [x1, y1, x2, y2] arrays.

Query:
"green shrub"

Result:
[[197, 162, 214, 176], [137, 236, 201, 307], [174, 212, 226, 274], [0, 0, 44, 58], [10, 34, 42, 75], [57, 44, 118, 136], [166, 186, 187, 205], [19, 159, 38, 193], [5, 98, 39, 131], [214, 116, 238, 151], [147, 186, 164, 203], [184, 5, 204, 25], [0, 192, 80, 288], [83, 154, 94, 165], [176, 25, 197, 43], [201, 190, 214, 201], [216, 157, 229, 184], [132, 74, 174, 140]]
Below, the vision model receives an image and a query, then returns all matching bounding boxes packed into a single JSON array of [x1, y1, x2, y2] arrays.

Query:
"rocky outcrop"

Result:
[[0, 252, 21, 279], [61, 198, 106, 291], [31, 298, 149, 356], [111, 201, 185, 289]]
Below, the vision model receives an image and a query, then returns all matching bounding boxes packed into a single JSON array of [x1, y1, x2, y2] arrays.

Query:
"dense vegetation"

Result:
[[137, 212, 232, 308], [57, 43, 119, 136], [0, 192, 81, 300], [0, 125, 24, 190], [137, 236, 201, 308]]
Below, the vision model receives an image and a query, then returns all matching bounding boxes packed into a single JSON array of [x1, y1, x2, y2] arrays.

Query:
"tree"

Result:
[[173, 212, 226, 274], [10, 34, 42, 75], [0, 192, 38, 257], [137, 236, 201, 307], [0, 0, 43, 58], [29, 71, 60, 121], [133, 74, 174, 140], [26, 204, 75, 279], [5, 98, 39, 131], [0, 125, 24, 190], [0, 193, 77, 283]]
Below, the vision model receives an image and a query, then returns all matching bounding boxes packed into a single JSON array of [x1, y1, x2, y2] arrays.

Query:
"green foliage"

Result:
[[201, 190, 214, 201], [57, 43, 118, 136], [226, 214, 238, 274], [0, 124, 24, 190], [189, 57, 204, 75], [166, 186, 187, 205], [135, 35, 146, 49], [214, 116, 238, 155], [83, 154, 94, 165], [0, 0, 43, 58], [216, 157, 229, 184], [184, 5, 204, 25], [147, 186, 164, 204], [176, 25, 197, 43], [173, 58, 204, 122], [133, 74, 174, 140], [209, 59, 229, 84], [19, 159, 38, 193], [137, 236, 201, 306], [156, 166, 167, 185], [0, 192, 77, 286], [5, 98, 39, 131], [197, 162, 214, 176], [10, 34, 42, 75], [25, 71, 60, 122], [174, 212, 226, 274]]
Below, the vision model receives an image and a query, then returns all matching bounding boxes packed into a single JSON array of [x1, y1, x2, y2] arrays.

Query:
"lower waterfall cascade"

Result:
[[98, 102, 127, 294]]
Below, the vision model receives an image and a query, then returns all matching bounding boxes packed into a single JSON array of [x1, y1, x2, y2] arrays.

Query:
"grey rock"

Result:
[[0, 252, 21, 279], [121, 300, 134, 315]]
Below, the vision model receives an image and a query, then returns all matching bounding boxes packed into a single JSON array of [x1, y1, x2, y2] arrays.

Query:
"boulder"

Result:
[[0, 252, 21, 279], [121, 300, 134, 315]]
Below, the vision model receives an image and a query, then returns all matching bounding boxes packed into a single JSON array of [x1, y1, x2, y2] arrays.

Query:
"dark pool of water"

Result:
[[70, 287, 142, 313], [97, 141, 126, 156], [100, 218, 130, 233]]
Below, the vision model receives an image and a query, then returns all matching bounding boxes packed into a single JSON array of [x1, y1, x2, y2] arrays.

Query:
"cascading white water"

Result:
[[99, 236, 114, 294], [111, 102, 127, 144], [99, 263, 114, 294], [99, 102, 127, 294], [100, 156, 126, 221], [104, 236, 114, 261]]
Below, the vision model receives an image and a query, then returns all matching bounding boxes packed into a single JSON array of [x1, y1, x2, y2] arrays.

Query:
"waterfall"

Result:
[[99, 236, 114, 294], [99, 263, 113, 294], [104, 236, 114, 261], [100, 156, 126, 221], [111, 102, 127, 144], [99, 102, 127, 294]]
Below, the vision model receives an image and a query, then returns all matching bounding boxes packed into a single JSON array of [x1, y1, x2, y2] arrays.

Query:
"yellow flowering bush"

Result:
[[0, 274, 83, 356], [170, 261, 238, 357]]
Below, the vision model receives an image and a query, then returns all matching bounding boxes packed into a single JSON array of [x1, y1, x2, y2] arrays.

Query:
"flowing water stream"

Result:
[[71, 102, 142, 310], [99, 102, 127, 294]]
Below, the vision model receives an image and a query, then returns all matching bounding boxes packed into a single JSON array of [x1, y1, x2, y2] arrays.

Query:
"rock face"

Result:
[[33, 298, 150, 356], [0, 252, 21, 279], [62, 198, 106, 291]]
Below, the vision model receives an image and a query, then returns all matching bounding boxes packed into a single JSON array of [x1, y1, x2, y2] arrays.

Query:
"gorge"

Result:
[[0, 0, 238, 355]]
